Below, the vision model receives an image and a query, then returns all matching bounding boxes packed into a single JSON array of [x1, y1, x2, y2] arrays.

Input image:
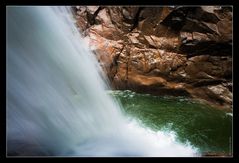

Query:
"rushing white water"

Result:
[[7, 6, 199, 156]]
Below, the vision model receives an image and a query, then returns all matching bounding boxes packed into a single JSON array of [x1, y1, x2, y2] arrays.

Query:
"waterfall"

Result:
[[6, 6, 198, 156]]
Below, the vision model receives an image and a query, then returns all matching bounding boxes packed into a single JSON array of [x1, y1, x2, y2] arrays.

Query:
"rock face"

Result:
[[73, 6, 232, 109]]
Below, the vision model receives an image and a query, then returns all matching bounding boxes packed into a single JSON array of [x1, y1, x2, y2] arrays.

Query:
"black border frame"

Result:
[[1, 0, 238, 160]]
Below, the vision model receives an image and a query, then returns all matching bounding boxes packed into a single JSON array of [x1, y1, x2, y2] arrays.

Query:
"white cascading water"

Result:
[[7, 6, 199, 156]]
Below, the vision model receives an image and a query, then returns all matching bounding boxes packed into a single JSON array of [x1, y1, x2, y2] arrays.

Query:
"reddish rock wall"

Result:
[[73, 6, 232, 109]]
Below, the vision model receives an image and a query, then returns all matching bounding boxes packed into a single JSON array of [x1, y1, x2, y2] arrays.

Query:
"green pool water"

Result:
[[110, 90, 232, 155]]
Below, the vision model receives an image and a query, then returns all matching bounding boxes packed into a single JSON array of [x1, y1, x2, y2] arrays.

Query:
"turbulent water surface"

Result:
[[110, 90, 232, 155], [6, 6, 231, 157]]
